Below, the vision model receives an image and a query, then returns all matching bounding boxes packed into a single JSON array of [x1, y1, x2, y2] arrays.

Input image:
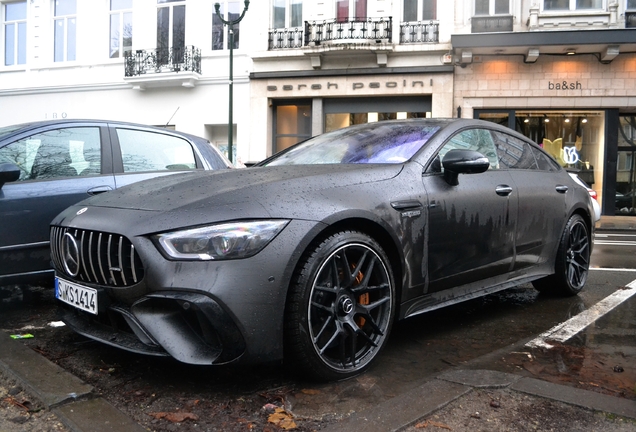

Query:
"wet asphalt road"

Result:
[[1, 231, 635, 429]]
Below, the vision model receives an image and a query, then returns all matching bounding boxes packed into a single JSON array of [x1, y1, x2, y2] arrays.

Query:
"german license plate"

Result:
[[55, 277, 98, 315]]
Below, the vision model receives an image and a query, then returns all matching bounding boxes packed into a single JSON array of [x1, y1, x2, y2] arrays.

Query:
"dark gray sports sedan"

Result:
[[50, 119, 594, 381]]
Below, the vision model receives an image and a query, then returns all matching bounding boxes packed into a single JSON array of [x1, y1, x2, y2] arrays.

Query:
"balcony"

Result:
[[304, 17, 392, 46], [269, 27, 304, 50], [124, 46, 201, 90], [400, 21, 439, 43], [627, 12, 636, 28], [471, 15, 513, 33]]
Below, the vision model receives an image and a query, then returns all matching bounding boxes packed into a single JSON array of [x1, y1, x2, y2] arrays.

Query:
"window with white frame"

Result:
[[403, 0, 436, 21], [629, 0, 636, 8], [3, 1, 26, 66], [212, 1, 243, 50], [336, 0, 367, 22], [272, 0, 303, 29], [109, 0, 132, 58], [54, 0, 76, 62], [157, 0, 185, 59], [543, 0, 603, 10], [475, 0, 509, 15]]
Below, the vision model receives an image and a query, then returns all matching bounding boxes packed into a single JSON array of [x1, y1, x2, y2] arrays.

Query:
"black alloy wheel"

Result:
[[533, 214, 590, 296], [285, 231, 395, 381]]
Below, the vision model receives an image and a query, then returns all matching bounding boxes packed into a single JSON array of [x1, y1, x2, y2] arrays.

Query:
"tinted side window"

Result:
[[531, 147, 560, 172], [116, 129, 196, 172], [0, 127, 101, 181], [491, 131, 538, 170], [434, 128, 499, 172]]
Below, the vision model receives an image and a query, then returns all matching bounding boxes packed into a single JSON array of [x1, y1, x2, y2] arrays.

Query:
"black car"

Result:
[[50, 119, 594, 381], [0, 119, 231, 286]]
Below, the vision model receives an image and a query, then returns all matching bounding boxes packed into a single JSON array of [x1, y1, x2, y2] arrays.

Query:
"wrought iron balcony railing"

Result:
[[124, 45, 201, 77], [269, 27, 304, 50], [304, 17, 392, 46], [400, 20, 439, 43], [471, 15, 513, 33]]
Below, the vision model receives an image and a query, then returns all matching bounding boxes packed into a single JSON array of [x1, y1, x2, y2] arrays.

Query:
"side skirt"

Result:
[[399, 272, 547, 320]]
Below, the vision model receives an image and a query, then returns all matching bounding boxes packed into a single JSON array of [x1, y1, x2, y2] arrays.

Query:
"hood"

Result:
[[83, 164, 403, 214]]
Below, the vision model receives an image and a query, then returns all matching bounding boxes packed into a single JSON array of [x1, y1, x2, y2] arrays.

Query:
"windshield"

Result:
[[264, 121, 442, 166]]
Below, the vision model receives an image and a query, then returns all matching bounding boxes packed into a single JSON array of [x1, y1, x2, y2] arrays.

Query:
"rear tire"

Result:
[[532, 214, 590, 296], [284, 231, 395, 382]]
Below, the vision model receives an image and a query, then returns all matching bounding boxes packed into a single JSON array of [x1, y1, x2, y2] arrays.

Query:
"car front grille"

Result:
[[51, 226, 144, 287]]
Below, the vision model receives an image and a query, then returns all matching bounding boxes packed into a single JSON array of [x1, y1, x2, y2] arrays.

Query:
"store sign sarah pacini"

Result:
[[267, 79, 433, 92], [267, 80, 584, 92]]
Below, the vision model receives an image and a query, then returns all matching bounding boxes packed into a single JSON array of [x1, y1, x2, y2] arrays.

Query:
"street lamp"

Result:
[[214, 1, 250, 165]]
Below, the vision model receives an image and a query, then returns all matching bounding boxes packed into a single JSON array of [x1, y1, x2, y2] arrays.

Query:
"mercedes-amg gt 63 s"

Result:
[[50, 119, 595, 381]]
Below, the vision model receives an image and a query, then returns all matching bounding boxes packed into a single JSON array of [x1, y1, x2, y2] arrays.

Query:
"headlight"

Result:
[[155, 220, 289, 260]]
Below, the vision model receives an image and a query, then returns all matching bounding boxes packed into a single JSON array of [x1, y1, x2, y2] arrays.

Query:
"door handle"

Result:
[[495, 185, 513, 196], [87, 185, 113, 195], [556, 185, 569, 193]]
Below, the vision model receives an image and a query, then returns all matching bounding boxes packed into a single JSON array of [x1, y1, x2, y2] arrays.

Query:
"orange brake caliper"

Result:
[[354, 268, 369, 327]]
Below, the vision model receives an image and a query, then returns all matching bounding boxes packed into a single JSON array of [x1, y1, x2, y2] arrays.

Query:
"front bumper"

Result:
[[60, 290, 245, 364], [52, 217, 324, 365]]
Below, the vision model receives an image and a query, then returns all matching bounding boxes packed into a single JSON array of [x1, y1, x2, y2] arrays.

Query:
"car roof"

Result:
[[0, 119, 199, 142]]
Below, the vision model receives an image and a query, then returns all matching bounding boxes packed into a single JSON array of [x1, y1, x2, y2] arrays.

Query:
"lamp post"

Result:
[[214, 1, 249, 165]]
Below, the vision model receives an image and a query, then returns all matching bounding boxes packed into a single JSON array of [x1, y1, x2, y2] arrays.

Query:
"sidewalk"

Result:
[[0, 331, 144, 432], [596, 215, 636, 231], [2, 327, 634, 432]]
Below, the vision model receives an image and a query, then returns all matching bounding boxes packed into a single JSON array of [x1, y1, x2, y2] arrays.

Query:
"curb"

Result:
[[2, 329, 634, 432], [0, 331, 145, 432], [320, 369, 636, 432]]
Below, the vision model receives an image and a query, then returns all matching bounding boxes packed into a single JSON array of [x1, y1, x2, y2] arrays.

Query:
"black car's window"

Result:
[[434, 128, 499, 172], [0, 127, 101, 181], [116, 128, 197, 172], [491, 131, 538, 170], [263, 122, 441, 166], [531, 146, 560, 172]]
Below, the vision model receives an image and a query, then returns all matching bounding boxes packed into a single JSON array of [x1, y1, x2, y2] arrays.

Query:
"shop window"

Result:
[[543, 0, 603, 11], [325, 112, 428, 133], [273, 0, 303, 28], [54, 0, 76, 62], [274, 102, 312, 153], [616, 116, 636, 215], [3, 0, 26, 66], [110, 0, 133, 58], [403, 0, 437, 21], [478, 109, 604, 206]]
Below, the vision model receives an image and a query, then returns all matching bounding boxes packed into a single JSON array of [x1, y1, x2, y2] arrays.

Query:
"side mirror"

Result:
[[0, 163, 21, 189], [442, 149, 490, 186]]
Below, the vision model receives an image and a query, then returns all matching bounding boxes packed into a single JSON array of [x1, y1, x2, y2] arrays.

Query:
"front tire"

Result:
[[284, 231, 395, 381], [532, 214, 590, 296]]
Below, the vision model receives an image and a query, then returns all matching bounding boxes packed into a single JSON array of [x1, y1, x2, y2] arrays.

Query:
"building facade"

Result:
[[0, 0, 252, 163], [2, 0, 636, 215], [450, 0, 636, 216]]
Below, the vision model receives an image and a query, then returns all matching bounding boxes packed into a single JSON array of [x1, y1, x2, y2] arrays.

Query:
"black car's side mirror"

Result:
[[0, 163, 21, 189], [442, 149, 490, 186]]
